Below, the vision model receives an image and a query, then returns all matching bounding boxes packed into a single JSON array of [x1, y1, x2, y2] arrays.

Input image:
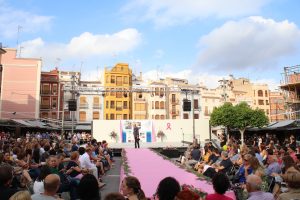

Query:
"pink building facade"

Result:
[[0, 48, 41, 119]]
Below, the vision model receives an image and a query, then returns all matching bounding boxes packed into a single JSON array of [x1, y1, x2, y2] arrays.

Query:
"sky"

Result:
[[1, 0, 300, 90]]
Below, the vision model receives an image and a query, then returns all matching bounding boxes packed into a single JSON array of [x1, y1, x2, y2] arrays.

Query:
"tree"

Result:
[[210, 102, 269, 144]]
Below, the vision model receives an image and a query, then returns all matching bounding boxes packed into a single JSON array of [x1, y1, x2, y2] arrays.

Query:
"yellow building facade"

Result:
[[104, 63, 132, 120]]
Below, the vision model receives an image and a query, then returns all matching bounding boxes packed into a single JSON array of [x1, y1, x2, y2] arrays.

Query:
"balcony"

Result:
[[79, 103, 88, 109], [40, 105, 50, 109], [171, 110, 179, 115], [93, 104, 101, 109], [134, 98, 146, 101], [116, 107, 123, 111], [171, 99, 179, 105]]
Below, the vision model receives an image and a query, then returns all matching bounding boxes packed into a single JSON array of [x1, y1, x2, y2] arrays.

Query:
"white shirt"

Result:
[[79, 152, 95, 169], [33, 180, 44, 194]]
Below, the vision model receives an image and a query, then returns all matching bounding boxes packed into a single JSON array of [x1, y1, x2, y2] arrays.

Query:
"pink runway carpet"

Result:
[[123, 148, 235, 199]]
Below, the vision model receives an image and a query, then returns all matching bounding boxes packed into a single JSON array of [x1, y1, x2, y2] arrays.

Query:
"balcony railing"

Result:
[[40, 105, 50, 109], [171, 99, 179, 104], [171, 110, 179, 115], [116, 107, 122, 111], [93, 104, 101, 109], [79, 103, 88, 109]]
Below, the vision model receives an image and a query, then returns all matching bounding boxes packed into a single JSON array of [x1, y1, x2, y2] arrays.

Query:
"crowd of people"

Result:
[[0, 130, 299, 200], [183, 133, 300, 199]]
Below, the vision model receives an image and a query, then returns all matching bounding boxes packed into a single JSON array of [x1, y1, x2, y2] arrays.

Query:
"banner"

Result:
[[121, 120, 152, 143]]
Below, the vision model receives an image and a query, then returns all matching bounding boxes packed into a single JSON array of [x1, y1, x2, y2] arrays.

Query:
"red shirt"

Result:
[[206, 193, 233, 200]]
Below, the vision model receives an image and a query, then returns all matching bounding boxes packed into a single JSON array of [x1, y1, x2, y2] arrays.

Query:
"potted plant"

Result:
[[109, 130, 118, 142], [157, 130, 165, 142]]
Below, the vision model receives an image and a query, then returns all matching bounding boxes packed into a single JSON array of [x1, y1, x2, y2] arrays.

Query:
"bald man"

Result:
[[246, 175, 274, 200], [31, 174, 62, 200]]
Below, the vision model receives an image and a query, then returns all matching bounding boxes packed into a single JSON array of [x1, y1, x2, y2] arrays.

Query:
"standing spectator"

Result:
[[206, 173, 233, 200], [246, 175, 274, 200]]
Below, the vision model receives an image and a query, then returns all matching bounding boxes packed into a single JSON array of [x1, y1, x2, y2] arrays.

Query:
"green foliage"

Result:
[[210, 102, 269, 130]]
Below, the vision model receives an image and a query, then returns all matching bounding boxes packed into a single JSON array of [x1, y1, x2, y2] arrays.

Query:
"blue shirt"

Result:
[[238, 165, 253, 183], [265, 162, 281, 176]]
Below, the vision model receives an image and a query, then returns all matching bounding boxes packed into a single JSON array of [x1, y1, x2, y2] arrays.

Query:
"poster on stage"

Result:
[[121, 120, 152, 143]]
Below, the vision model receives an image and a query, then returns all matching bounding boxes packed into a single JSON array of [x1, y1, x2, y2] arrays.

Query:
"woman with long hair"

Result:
[[121, 176, 147, 200], [249, 157, 265, 177]]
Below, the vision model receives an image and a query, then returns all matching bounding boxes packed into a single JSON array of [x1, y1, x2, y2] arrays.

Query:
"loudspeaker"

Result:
[[183, 99, 191, 111], [68, 99, 77, 111]]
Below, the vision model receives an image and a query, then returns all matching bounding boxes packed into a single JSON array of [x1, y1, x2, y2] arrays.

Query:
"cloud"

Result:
[[20, 28, 142, 67], [0, 0, 53, 39], [197, 16, 300, 71], [122, 0, 270, 27]]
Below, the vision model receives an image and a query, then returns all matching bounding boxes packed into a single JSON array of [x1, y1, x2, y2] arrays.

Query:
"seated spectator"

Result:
[[246, 175, 275, 200], [9, 191, 31, 200], [235, 154, 253, 184], [278, 171, 300, 200], [31, 174, 61, 200], [0, 165, 18, 200], [104, 192, 125, 200], [265, 155, 281, 176], [154, 176, 180, 200], [66, 151, 84, 180], [33, 165, 51, 194], [78, 174, 101, 200], [121, 176, 147, 200], [203, 151, 233, 178], [249, 156, 265, 177], [205, 173, 233, 200], [176, 189, 200, 200]]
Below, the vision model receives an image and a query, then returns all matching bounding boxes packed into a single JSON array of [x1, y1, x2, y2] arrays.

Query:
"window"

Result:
[[52, 84, 58, 94], [106, 113, 109, 120], [123, 101, 128, 109], [266, 100, 269, 105], [116, 76, 122, 86], [138, 93, 143, 99], [51, 112, 57, 119], [52, 97, 57, 109], [266, 109, 269, 115], [41, 112, 48, 118], [152, 101, 154, 109], [93, 97, 99, 106], [204, 106, 209, 116], [41, 97, 50, 109], [194, 99, 198, 109], [111, 75, 115, 83], [110, 101, 115, 109], [172, 94, 176, 102], [155, 88, 159, 96], [106, 101, 109, 109], [160, 115, 165, 119], [42, 84, 50, 94], [155, 115, 159, 119], [116, 101, 122, 111], [194, 113, 199, 119], [183, 113, 189, 119], [93, 111, 99, 120], [258, 100, 264, 105], [155, 101, 159, 109], [258, 90, 263, 97], [110, 114, 115, 120], [160, 101, 165, 109], [116, 114, 122, 120], [80, 96, 87, 105], [160, 88, 164, 97], [123, 114, 128, 120], [79, 111, 86, 122], [123, 76, 128, 84], [116, 92, 122, 98], [265, 90, 268, 97], [110, 88, 115, 96]]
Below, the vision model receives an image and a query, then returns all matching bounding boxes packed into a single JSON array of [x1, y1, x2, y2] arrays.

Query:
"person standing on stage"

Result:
[[133, 124, 140, 148]]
